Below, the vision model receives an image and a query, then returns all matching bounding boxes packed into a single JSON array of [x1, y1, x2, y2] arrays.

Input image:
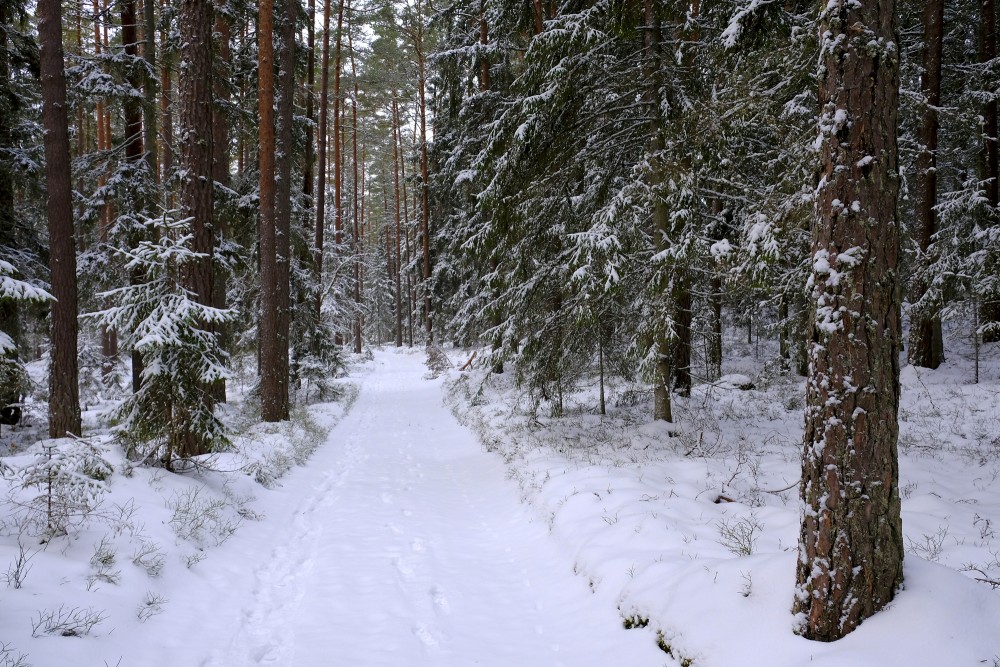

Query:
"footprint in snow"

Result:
[[411, 538, 425, 553], [380, 492, 394, 504], [431, 586, 450, 615], [392, 556, 415, 579], [412, 624, 438, 647]]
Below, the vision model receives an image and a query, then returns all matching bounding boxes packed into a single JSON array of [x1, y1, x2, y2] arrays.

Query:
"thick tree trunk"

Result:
[[39, 0, 82, 438], [0, 1, 21, 418], [908, 0, 945, 367], [258, 0, 285, 422], [273, 0, 295, 417], [793, 0, 904, 641], [177, 0, 216, 453]]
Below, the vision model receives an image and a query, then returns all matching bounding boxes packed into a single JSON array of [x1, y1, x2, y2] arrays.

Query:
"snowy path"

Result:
[[208, 350, 666, 667]]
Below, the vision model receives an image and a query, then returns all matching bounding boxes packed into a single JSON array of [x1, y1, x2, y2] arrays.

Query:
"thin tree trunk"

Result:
[[39, 0, 82, 438], [793, 0, 904, 640], [349, 20, 362, 353], [392, 97, 404, 347], [981, 0, 1000, 340], [416, 20, 432, 344], [645, 0, 671, 423], [124, 0, 148, 392], [303, 0, 316, 200], [532, 0, 544, 35], [479, 6, 490, 91], [210, 0, 231, 404], [177, 0, 216, 453], [315, 0, 344, 318], [909, 0, 945, 367], [160, 0, 173, 187]]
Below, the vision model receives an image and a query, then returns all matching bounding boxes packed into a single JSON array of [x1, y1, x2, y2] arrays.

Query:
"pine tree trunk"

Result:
[[392, 97, 404, 348], [0, 1, 21, 417], [124, 0, 147, 392], [909, 0, 945, 367], [160, 0, 173, 187], [349, 21, 362, 354], [672, 278, 691, 396], [177, 0, 216, 452], [39, 0, 82, 438], [273, 0, 295, 419], [258, 0, 284, 422], [793, 0, 904, 641]]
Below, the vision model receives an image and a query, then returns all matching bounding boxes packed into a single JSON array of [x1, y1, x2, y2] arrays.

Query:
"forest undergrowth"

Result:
[[445, 327, 1000, 666], [0, 354, 365, 666]]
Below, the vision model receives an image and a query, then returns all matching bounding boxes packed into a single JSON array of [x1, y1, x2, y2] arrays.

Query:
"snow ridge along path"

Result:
[[211, 350, 667, 667]]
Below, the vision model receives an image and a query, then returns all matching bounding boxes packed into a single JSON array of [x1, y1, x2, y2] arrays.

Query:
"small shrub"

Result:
[[167, 487, 243, 547], [136, 591, 167, 622], [0, 642, 30, 667], [3, 540, 35, 589], [31, 605, 107, 638], [716, 513, 763, 557], [87, 536, 121, 588], [131, 540, 166, 577]]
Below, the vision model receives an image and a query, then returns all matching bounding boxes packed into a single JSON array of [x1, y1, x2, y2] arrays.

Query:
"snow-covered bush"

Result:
[[88, 211, 233, 467], [7, 438, 112, 538], [0, 259, 52, 426]]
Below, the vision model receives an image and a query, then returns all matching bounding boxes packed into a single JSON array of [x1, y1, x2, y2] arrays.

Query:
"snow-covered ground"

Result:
[[446, 335, 1000, 667], [2, 341, 1000, 666]]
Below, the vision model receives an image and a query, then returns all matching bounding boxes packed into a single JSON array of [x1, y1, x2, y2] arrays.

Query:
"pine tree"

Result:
[[38, 0, 82, 438], [793, 0, 905, 641]]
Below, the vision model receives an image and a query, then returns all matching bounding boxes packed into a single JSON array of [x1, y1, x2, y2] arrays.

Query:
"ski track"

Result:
[[211, 351, 666, 667]]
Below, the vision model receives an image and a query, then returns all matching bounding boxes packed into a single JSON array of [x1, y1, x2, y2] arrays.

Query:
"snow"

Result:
[[2, 343, 1000, 666]]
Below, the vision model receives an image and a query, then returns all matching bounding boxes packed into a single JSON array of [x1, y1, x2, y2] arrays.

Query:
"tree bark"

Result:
[[258, 0, 285, 422], [273, 0, 295, 418], [177, 0, 216, 453], [908, 0, 945, 367], [39, 0, 82, 438], [348, 19, 362, 353], [793, 0, 904, 641], [392, 97, 404, 347], [160, 0, 174, 187], [124, 0, 147, 392]]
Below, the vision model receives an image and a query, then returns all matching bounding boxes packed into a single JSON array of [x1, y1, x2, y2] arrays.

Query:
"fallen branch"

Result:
[[460, 350, 477, 371]]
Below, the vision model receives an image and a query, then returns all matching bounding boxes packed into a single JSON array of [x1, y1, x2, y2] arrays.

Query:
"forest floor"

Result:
[[1, 341, 1000, 666]]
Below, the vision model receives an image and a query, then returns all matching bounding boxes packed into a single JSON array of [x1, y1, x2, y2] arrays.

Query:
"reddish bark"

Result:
[[39, 0, 82, 437], [793, 0, 904, 641]]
